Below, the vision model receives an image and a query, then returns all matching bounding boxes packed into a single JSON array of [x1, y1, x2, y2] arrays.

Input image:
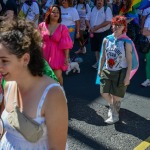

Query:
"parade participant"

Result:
[[60, 0, 80, 43], [0, 19, 68, 149], [74, 0, 91, 54], [18, 0, 40, 26], [86, 0, 112, 69], [39, 4, 73, 86], [98, 15, 139, 124], [141, 9, 150, 87]]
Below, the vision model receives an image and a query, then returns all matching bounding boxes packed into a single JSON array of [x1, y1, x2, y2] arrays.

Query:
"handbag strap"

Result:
[[22, 3, 31, 18], [7, 81, 23, 110]]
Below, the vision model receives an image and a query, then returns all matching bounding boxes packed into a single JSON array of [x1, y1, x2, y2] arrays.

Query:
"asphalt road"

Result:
[[63, 41, 150, 150]]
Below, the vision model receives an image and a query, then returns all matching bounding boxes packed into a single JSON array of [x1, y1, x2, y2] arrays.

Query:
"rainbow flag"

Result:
[[119, 0, 150, 24], [119, 6, 139, 24], [132, 0, 150, 10], [138, 0, 150, 9], [120, 0, 150, 13]]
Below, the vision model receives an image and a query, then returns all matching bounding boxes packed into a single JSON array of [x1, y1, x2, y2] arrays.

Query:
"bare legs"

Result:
[[75, 30, 86, 54], [54, 70, 63, 86], [101, 93, 121, 124], [101, 93, 121, 106]]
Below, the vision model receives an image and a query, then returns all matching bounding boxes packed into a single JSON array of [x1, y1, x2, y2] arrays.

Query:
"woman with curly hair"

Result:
[[38, 4, 73, 86], [0, 19, 68, 149], [98, 15, 138, 124]]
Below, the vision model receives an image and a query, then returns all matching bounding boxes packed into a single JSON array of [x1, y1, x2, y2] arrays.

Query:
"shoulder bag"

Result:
[[7, 81, 43, 143]]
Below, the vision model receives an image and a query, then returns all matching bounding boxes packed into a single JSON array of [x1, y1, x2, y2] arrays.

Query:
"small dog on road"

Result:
[[66, 62, 80, 75]]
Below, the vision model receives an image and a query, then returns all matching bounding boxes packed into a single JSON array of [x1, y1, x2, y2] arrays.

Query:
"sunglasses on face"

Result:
[[113, 24, 124, 28]]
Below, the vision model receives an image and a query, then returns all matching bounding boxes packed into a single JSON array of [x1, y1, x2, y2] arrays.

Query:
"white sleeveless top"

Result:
[[105, 39, 128, 71], [0, 83, 68, 150]]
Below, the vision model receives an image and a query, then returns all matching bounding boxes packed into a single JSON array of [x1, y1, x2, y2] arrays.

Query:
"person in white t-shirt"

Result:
[[42, 0, 55, 13], [141, 16, 150, 87], [20, 0, 39, 26], [141, 7, 150, 32], [74, 0, 91, 54], [86, 0, 112, 69], [60, 0, 80, 43]]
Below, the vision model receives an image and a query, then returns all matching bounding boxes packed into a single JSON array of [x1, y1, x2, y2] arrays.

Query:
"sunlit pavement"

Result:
[[64, 41, 150, 150]]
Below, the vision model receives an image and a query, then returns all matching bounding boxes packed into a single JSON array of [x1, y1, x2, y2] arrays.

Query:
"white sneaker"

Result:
[[82, 46, 86, 54], [108, 102, 121, 117], [106, 104, 119, 124], [92, 62, 98, 69], [105, 115, 119, 124], [141, 79, 150, 87], [108, 108, 112, 118]]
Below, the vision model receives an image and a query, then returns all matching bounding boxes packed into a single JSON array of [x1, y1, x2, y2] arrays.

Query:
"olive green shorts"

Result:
[[100, 68, 127, 98]]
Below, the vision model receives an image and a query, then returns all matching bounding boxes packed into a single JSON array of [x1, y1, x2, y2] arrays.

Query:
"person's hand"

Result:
[[64, 57, 70, 66], [90, 27, 95, 33], [76, 32, 80, 39], [93, 25, 99, 32], [88, 27, 91, 32], [124, 76, 130, 86]]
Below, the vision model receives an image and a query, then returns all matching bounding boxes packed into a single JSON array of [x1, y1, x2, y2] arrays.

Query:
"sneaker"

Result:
[[82, 46, 86, 54], [141, 79, 150, 87], [92, 62, 98, 69], [108, 101, 121, 117], [106, 104, 119, 124], [108, 108, 112, 118], [105, 115, 119, 124]]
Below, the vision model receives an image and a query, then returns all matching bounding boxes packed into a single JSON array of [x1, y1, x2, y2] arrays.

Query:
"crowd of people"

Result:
[[0, 0, 149, 149]]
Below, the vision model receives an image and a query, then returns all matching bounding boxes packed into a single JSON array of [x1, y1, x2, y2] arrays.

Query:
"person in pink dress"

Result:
[[38, 4, 73, 86]]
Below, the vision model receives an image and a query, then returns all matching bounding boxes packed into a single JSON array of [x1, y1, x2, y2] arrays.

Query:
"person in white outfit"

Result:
[[60, 0, 80, 43], [86, 0, 112, 69], [19, 0, 40, 26], [74, 0, 91, 54]]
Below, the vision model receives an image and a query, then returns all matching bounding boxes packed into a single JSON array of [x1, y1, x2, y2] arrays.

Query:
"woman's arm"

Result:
[[44, 86, 68, 150], [93, 21, 111, 32], [98, 38, 106, 76], [64, 49, 70, 65], [124, 42, 132, 86]]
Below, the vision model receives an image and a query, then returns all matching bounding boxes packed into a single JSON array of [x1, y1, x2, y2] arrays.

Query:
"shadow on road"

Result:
[[115, 108, 150, 140], [68, 99, 105, 126], [68, 127, 111, 150]]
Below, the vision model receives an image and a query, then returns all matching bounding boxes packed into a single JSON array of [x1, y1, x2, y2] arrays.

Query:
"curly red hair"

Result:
[[112, 15, 127, 33]]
